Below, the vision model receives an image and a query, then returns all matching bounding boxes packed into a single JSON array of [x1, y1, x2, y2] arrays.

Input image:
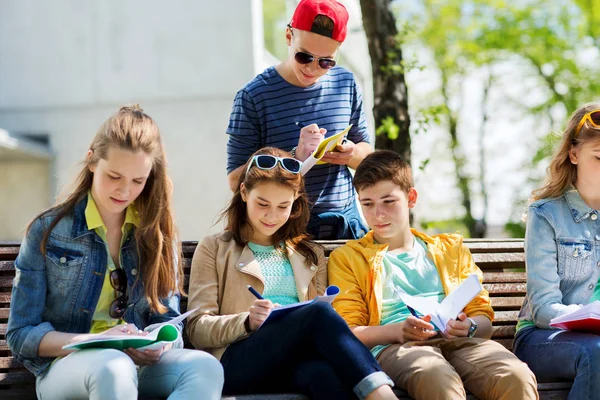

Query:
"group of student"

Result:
[[5, 0, 600, 399]]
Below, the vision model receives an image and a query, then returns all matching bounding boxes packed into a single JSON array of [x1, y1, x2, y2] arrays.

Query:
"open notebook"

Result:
[[550, 301, 600, 333], [62, 308, 198, 351], [258, 286, 340, 329], [300, 125, 352, 175], [396, 274, 483, 334]]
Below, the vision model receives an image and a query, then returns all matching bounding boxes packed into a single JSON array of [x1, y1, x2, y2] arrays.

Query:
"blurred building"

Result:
[[0, 0, 373, 241]]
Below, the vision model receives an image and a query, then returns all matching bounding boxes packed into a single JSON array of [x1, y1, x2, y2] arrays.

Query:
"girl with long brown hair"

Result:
[[186, 147, 395, 400], [514, 103, 600, 398], [7, 105, 223, 399]]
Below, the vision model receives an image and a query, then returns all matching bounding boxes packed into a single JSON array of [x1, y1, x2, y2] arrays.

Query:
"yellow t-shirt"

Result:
[[85, 192, 140, 334]]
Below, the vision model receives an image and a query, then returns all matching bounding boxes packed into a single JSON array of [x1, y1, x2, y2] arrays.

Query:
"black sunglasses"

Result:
[[109, 268, 128, 319], [294, 51, 337, 70]]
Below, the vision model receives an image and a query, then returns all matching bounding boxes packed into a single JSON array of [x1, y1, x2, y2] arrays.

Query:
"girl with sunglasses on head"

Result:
[[226, 0, 371, 240], [513, 103, 600, 398], [186, 147, 396, 400], [7, 105, 223, 400]]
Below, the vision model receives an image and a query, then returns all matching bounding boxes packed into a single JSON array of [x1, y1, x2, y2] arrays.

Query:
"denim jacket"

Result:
[[518, 187, 600, 329], [7, 196, 182, 376]]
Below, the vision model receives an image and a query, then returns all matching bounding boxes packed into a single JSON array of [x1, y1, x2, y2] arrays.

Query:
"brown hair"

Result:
[[30, 105, 183, 313], [353, 150, 414, 193], [221, 147, 318, 266], [533, 102, 600, 200]]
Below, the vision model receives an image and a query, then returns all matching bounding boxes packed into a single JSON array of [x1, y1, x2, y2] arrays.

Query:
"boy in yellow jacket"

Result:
[[328, 150, 538, 400]]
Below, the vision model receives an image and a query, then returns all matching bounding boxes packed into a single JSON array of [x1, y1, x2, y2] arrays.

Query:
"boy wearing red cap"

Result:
[[226, 0, 372, 240]]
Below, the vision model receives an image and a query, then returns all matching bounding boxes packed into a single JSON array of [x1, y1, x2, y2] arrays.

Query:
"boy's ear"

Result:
[[240, 183, 248, 202], [407, 187, 418, 209], [285, 26, 293, 46]]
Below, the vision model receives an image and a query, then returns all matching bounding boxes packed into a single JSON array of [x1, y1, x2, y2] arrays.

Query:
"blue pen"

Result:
[[247, 285, 264, 300], [295, 121, 306, 129], [406, 305, 421, 319]]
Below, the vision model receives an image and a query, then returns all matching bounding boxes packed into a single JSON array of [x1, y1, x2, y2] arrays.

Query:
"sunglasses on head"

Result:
[[245, 155, 303, 175], [575, 110, 600, 137], [109, 268, 127, 319], [294, 51, 337, 70]]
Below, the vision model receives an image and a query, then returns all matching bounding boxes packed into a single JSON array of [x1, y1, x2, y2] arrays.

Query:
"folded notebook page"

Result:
[[259, 285, 340, 328], [550, 301, 600, 332], [300, 125, 352, 175], [397, 274, 483, 334], [62, 307, 198, 351]]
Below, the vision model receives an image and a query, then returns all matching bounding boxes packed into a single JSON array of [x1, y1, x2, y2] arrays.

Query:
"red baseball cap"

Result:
[[290, 0, 349, 43]]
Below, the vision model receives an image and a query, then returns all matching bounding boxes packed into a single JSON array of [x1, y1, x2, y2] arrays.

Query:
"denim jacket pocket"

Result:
[[557, 238, 594, 280], [45, 247, 84, 301]]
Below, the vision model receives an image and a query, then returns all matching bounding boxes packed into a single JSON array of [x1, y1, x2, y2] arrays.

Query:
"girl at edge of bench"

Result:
[[185, 147, 396, 400], [6, 105, 224, 400], [514, 102, 600, 399]]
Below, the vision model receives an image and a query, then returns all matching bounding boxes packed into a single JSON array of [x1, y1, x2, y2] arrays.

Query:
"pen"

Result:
[[247, 285, 264, 300], [295, 121, 306, 129], [406, 305, 420, 319]]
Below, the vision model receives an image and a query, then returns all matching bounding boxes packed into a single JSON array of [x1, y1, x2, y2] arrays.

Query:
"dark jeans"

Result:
[[514, 326, 600, 400], [220, 302, 387, 400], [307, 200, 368, 240]]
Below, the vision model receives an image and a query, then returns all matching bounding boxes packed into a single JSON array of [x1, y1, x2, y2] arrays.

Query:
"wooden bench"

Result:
[[0, 239, 572, 399]]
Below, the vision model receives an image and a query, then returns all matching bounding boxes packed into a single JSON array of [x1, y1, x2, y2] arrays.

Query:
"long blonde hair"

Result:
[[533, 102, 600, 200], [31, 105, 183, 313]]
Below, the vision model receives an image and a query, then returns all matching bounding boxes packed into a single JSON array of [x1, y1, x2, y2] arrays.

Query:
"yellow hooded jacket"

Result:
[[328, 230, 494, 327]]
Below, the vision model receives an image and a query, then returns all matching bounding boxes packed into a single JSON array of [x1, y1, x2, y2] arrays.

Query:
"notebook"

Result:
[[258, 286, 340, 328], [396, 274, 483, 334], [62, 308, 198, 351], [549, 301, 600, 332], [300, 125, 352, 175]]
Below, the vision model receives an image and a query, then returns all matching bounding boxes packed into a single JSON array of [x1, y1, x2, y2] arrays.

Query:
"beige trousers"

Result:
[[377, 338, 538, 400]]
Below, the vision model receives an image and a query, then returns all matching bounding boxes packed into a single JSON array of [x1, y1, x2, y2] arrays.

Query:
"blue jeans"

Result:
[[220, 302, 393, 399], [307, 200, 368, 240], [36, 348, 223, 400], [514, 326, 600, 400]]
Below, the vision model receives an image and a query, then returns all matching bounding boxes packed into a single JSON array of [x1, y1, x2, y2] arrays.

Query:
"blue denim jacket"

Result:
[[7, 197, 182, 376], [518, 187, 600, 329]]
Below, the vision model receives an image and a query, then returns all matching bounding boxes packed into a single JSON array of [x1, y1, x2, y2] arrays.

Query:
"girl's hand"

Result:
[[69, 324, 143, 344], [296, 124, 326, 161], [398, 315, 438, 343], [248, 299, 275, 331], [124, 345, 169, 366], [445, 312, 471, 338], [105, 324, 145, 336]]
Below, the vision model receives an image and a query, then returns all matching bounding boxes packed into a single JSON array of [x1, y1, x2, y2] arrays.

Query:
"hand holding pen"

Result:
[[294, 121, 326, 161], [401, 306, 438, 342], [247, 285, 275, 332]]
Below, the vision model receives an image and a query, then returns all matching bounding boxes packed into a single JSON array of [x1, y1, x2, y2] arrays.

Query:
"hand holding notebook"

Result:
[[549, 301, 600, 333], [62, 308, 198, 351], [396, 274, 483, 336], [300, 125, 352, 175], [249, 286, 340, 329]]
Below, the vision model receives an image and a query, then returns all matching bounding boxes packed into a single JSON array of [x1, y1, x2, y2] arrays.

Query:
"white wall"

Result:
[[0, 161, 50, 240], [0, 0, 264, 240]]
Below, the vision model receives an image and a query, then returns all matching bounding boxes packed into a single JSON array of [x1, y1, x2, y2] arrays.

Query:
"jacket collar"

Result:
[[564, 186, 597, 223], [71, 195, 95, 240]]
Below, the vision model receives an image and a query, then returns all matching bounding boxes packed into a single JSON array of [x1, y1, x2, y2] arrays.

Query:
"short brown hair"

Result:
[[353, 150, 413, 193]]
